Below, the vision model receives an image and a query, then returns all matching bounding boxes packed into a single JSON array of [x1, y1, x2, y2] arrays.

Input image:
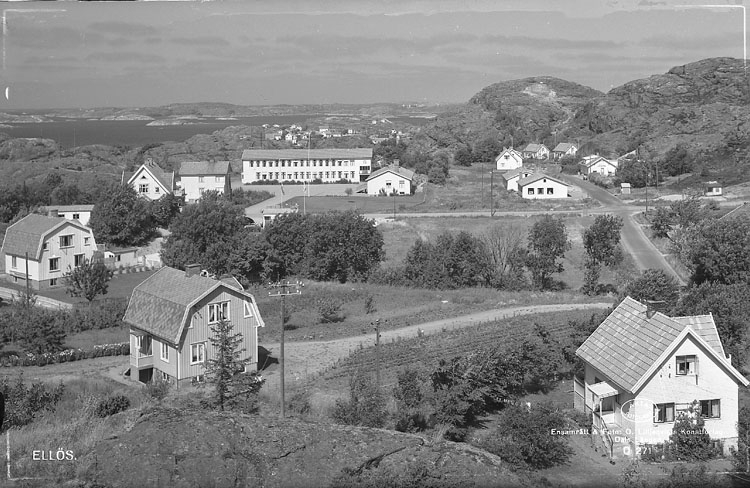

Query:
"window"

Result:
[[11, 256, 16, 269], [190, 343, 205, 364], [654, 403, 675, 423], [700, 399, 720, 418], [74, 254, 85, 268], [244, 301, 253, 318], [160, 342, 169, 362], [199, 188, 205, 195], [161, 371, 169, 382], [208, 302, 229, 323], [399, 180, 405, 188], [49, 257, 60, 272], [537, 187, 544, 194], [198, 176, 205, 183], [136, 335, 152, 357], [138, 184, 149, 193], [59, 235, 73, 248], [547, 188, 554, 195], [84, 237, 90, 246], [676, 355, 696, 375], [49, 278, 58, 287], [72, 213, 80, 220], [155, 187, 160, 194], [386, 180, 392, 188], [527, 188, 535, 195], [43, 242, 48, 251]]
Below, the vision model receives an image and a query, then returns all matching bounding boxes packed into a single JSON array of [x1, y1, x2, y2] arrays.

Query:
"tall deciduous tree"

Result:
[[620, 269, 680, 311], [64, 256, 114, 303], [204, 318, 263, 412], [89, 184, 155, 246], [525, 215, 571, 290], [582, 214, 624, 295], [677, 217, 750, 286], [483, 223, 528, 290]]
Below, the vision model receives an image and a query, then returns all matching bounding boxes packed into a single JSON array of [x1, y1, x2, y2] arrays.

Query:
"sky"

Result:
[[0, 0, 746, 109]]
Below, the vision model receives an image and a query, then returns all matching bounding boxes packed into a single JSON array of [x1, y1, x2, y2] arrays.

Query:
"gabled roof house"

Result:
[[575, 297, 748, 457], [501, 168, 534, 192], [517, 173, 570, 199], [124, 265, 265, 387], [123, 159, 175, 201], [365, 165, 415, 196], [177, 160, 231, 203], [521, 143, 550, 160], [552, 142, 578, 160], [1, 214, 98, 290], [495, 147, 524, 171], [579, 155, 618, 177]]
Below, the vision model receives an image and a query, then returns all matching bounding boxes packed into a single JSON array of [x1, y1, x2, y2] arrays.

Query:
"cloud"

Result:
[[171, 36, 230, 46], [478, 34, 621, 50], [88, 21, 159, 37], [85, 51, 166, 64], [7, 26, 104, 49], [639, 33, 741, 51]]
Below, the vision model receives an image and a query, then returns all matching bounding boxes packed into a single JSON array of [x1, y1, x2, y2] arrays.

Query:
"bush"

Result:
[[288, 388, 312, 416], [393, 367, 429, 433], [95, 394, 130, 417], [145, 377, 171, 400], [363, 294, 376, 315], [318, 297, 345, 323], [0, 375, 65, 429], [331, 371, 387, 428]]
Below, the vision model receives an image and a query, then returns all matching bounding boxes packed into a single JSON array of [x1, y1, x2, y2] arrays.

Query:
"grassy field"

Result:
[[376, 215, 641, 289]]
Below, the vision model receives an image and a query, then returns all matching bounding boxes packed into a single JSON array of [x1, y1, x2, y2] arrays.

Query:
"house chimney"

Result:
[[644, 300, 666, 319], [185, 263, 201, 278], [393, 159, 400, 168]]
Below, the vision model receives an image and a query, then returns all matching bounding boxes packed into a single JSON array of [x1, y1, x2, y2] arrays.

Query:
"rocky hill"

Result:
[[573, 57, 750, 160], [78, 407, 528, 488], [418, 77, 602, 152]]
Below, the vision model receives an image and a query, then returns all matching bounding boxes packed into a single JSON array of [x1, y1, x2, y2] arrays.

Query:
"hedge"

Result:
[[0, 342, 129, 367]]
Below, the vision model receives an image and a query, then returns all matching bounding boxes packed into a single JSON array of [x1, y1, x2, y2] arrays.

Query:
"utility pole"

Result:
[[490, 169, 495, 217], [372, 319, 382, 387], [24, 252, 30, 308], [392, 192, 396, 220], [481, 161, 485, 208], [268, 280, 302, 418]]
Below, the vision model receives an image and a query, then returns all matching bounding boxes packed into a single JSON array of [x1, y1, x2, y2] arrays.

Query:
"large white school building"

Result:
[[241, 148, 373, 184]]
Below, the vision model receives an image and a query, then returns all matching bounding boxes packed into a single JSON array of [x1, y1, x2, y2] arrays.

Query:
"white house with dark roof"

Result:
[[575, 297, 748, 457], [495, 147, 524, 171], [241, 148, 373, 184], [521, 143, 550, 160], [122, 159, 175, 201], [1, 214, 98, 289], [365, 165, 415, 196], [551, 142, 578, 160], [123, 265, 265, 387], [517, 173, 570, 199], [579, 155, 619, 177], [40, 204, 96, 226], [501, 168, 535, 192], [177, 160, 231, 203]]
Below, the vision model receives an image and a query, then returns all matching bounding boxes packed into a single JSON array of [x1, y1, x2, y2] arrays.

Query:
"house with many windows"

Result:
[[124, 265, 265, 387], [122, 159, 175, 201], [517, 173, 570, 199], [241, 148, 373, 184], [177, 160, 231, 203], [495, 147, 524, 171], [575, 297, 748, 457], [0, 214, 98, 289], [365, 165, 415, 196]]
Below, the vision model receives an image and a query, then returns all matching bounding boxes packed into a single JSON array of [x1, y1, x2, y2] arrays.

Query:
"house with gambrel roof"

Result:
[[575, 297, 748, 457], [122, 159, 175, 201], [1, 214, 98, 290], [177, 160, 231, 203], [124, 265, 264, 387]]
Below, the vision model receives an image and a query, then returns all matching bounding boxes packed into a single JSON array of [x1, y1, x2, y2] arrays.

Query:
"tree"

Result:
[[661, 145, 693, 177], [650, 196, 706, 242], [64, 256, 113, 302], [16, 308, 65, 354], [472, 136, 501, 163], [88, 184, 156, 246], [525, 215, 571, 290], [150, 193, 182, 228], [161, 191, 247, 274], [482, 223, 528, 290], [677, 217, 750, 286], [582, 215, 623, 295], [454, 145, 473, 166], [204, 318, 264, 412], [620, 269, 680, 311]]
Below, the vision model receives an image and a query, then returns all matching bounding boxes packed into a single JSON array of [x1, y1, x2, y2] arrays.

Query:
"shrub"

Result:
[[331, 371, 387, 428], [95, 394, 130, 417], [318, 297, 345, 323], [0, 375, 65, 428], [145, 377, 171, 401], [288, 389, 312, 416], [393, 367, 429, 433], [667, 404, 719, 461], [363, 294, 376, 315]]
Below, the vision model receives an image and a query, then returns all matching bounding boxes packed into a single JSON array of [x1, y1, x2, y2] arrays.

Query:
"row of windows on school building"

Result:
[[254, 171, 358, 181], [245, 159, 362, 168]]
